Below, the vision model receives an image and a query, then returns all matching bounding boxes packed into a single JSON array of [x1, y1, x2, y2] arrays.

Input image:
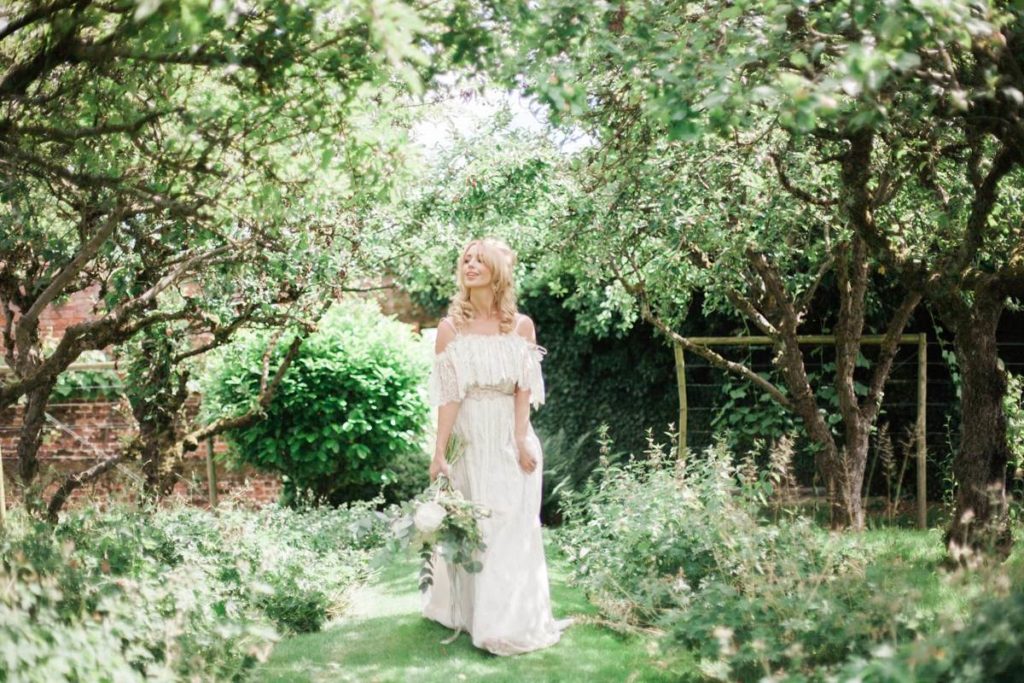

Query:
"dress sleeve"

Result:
[[427, 348, 462, 406], [518, 343, 547, 408]]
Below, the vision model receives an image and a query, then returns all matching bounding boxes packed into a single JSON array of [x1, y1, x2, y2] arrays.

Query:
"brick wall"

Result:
[[32, 285, 102, 341], [0, 401, 282, 510]]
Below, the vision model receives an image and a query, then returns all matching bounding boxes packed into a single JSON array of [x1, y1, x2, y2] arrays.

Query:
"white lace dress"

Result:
[[422, 331, 563, 656]]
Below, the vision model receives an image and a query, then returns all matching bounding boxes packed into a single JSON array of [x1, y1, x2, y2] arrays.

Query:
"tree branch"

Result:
[[171, 306, 261, 364], [67, 41, 264, 71], [833, 237, 870, 424], [770, 151, 837, 206], [637, 297, 794, 410], [726, 290, 779, 336], [6, 109, 171, 143], [0, 304, 193, 410], [952, 143, 1020, 277], [611, 247, 793, 407], [675, 235, 778, 334], [186, 295, 330, 445], [841, 131, 897, 266], [0, 27, 79, 96], [186, 332, 305, 445], [746, 250, 802, 334], [0, 0, 84, 42], [795, 254, 834, 317], [46, 451, 125, 522], [864, 290, 923, 423], [18, 206, 125, 332]]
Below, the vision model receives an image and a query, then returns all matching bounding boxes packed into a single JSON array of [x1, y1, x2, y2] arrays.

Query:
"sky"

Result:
[[408, 80, 592, 159]]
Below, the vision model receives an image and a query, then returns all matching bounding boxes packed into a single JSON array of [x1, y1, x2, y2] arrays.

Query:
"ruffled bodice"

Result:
[[427, 333, 547, 408]]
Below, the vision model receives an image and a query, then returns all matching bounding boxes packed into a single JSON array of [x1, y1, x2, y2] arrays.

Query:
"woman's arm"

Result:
[[431, 319, 460, 480], [513, 315, 538, 474]]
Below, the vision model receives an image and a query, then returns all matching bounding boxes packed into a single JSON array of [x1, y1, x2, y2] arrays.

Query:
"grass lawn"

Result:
[[253, 538, 698, 683]]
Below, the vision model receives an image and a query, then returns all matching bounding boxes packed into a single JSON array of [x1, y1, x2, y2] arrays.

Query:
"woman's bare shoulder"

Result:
[[435, 317, 457, 354], [513, 313, 537, 344]]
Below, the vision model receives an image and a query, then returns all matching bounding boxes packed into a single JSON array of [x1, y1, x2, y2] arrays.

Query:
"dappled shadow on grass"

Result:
[[369, 555, 423, 595], [257, 610, 686, 683]]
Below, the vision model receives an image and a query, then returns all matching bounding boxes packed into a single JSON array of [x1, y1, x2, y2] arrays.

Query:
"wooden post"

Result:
[[206, 437, 218, 509], [0, 443, 6, 528], [674, 341, 687, 454], [916, 333, 928, 529]]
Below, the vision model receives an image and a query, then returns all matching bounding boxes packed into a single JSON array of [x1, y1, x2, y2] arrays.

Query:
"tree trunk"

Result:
[[47, 452, 126, 522], [139, 437, 184, 498], [837, 424, 870, 529], [14, 379, 59, 515], [772, 337, 850, 528], [16, 384, 49, 487], [946, 294, 1012, 559]]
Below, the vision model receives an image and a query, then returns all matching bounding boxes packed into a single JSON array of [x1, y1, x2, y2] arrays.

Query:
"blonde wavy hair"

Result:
[[447, 237, 519, 334]]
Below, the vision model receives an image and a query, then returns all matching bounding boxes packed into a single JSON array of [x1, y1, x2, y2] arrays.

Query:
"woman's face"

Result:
[[461, 244, 493, 289]]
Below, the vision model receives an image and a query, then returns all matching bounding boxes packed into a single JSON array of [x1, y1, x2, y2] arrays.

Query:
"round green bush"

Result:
[[203, 299, 430, 505]]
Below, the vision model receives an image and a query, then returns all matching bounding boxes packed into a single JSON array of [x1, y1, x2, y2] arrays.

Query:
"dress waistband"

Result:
[[464, 386, 514, 400]]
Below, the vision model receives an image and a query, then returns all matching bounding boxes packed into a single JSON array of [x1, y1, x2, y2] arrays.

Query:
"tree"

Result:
[[552, 118, 923, 529], [495, 0, 1024, 551], [1, 0, 493, 506], [485, 4, 930, 529]]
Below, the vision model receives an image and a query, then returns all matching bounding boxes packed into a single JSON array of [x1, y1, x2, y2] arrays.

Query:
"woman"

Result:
[[423, 237, 566, 655]]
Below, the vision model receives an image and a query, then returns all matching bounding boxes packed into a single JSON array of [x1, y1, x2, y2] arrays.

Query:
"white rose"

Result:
[[413, 501, 447, 535]]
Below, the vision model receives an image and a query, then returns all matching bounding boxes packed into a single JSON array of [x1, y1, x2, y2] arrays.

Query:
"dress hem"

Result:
[[422, 610, 563, 656]]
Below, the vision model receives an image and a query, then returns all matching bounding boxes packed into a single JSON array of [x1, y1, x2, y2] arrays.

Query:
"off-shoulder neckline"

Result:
[[435, 331, 546, 357], [454, 331, 520, 339], [446, 332, 532, 346]]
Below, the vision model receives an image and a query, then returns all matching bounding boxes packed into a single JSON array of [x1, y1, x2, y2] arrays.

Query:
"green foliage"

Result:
[[489, 0, 1024, 542], [1006, 372, 1024, 475], [203, 299, 430, 506], [374, 106, 576, 321], [711, 370, 801, 450], [840, 575, 1024, 682], [523, 284, 680, 463], [0, 0, 501, 433], [255, 570, 331, 635], [556, 435, 938, 680], [1007, 372, 1024, 519], [0, 501, 381, 681], [498, 0, 1015, 139], [49, 350, 123, 402]]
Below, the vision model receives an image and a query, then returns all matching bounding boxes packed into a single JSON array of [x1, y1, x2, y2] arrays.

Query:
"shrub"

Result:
[[255, 570, 330, 634], [203, 298, 430, 506], [556, 435, 928, 681], [840, 574, 1024, 682], [0, 502, 382, 681]]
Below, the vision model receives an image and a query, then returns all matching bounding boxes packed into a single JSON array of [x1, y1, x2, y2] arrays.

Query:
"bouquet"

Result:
[[388, 433, 490, 592]]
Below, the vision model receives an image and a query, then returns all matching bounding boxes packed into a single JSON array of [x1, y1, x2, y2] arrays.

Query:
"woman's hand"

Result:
[[516, 438, 538, 474], [429, 456, 450, 481]]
